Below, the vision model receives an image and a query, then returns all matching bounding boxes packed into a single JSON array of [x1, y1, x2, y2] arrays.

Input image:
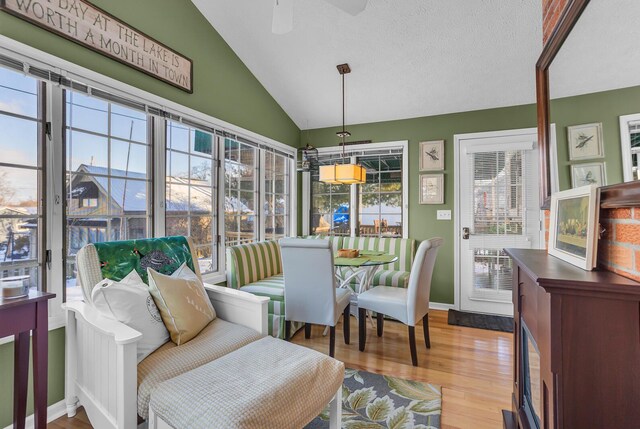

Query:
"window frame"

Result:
[[0, 36, 297, 333], [62, 89, 155, 300], [0, 74, 47, 298], [303, 141, 409, 238]]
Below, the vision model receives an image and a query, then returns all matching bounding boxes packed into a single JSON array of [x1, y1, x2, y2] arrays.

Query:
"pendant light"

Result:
[[319, 63, 366, 185]]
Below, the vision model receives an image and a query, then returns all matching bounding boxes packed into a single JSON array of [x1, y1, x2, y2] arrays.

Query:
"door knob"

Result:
[[462, 227, 470, 240]]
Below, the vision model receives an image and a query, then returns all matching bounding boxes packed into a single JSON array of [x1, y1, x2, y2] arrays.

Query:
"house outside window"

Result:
[[0, 67, 44, 292], [65, 91, 152, 300]]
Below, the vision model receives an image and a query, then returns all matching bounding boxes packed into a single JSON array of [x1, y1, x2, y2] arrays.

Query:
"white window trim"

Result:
[[0, 35, 297, 333], [620, 113, 640, 182], [302, 140, 409, 239]]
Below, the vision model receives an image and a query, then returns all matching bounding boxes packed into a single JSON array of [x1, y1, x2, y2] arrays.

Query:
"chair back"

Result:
[[280, 238, 338, 326], [406, 238, 444, 325]]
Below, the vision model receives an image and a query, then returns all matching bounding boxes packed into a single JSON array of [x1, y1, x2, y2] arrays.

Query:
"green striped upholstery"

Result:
[[341, 237, 416, 272], [239, 274, 286, 338], [226, 241, 302, 339], [226, 241, 282, 290], [305, 235, 344, 254], [372, 270, 411, 288]]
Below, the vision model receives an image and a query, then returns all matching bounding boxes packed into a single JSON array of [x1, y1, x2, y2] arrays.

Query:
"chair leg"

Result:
[[329, 326, 336, 358], [376, 313, 384, 337], [358, 308, 366, 352], [423, 314, 431, 349], [305, 323, 312, 339], [285, 320, 291, 341], [408, 326, 418, 366], [343, 304, 350, 345]]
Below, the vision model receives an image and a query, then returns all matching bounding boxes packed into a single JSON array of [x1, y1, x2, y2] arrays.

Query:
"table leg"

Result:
[[32, 301, 48, 429], [13, 331, 30, 429]]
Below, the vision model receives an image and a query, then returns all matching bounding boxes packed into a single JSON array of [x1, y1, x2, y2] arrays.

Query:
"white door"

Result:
[[457, 130, 542, 316]]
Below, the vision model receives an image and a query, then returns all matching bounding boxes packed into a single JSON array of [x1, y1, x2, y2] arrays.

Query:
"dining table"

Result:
[[333, 250, 398, 328]]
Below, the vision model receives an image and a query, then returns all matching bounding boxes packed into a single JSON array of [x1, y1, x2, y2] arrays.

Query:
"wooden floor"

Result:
[[50, 310, 513, 429]]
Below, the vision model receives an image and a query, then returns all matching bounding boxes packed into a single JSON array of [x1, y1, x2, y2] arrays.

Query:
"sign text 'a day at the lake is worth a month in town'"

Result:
[[0, 0, 193, 92]]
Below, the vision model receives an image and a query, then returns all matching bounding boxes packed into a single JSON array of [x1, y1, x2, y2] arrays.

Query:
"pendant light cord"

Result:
[[342, 72, 346, 160]]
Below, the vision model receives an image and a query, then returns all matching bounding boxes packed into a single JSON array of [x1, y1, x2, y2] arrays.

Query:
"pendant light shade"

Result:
[[319, 163, 366, 184], [320, 63, 366, 185]]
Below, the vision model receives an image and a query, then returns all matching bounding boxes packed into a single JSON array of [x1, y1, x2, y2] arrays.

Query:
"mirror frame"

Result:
[[536, 0, 591, 209], [537, 0, 640, 209]]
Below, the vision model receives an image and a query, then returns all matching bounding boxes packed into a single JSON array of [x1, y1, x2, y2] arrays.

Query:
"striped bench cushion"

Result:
[[305, 235, 343, 254], [341, 237, 416, 272], [238, 274, 302, 339], [226, 241, 282, 290], [373, 270, 411, 288]]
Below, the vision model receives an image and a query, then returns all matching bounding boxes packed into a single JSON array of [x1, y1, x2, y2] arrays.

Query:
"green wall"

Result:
[[303, 85, 638, 305], [0, 328, 65, 427], [0, 1, 298, 426], [0, 0, 300, 147]]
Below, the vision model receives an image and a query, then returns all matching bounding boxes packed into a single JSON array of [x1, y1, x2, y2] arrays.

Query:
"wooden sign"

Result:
[[1, 0, 193, 93]]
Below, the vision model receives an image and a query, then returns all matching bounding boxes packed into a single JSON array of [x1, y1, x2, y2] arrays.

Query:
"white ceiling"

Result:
[[192, 0, 548, 130], [550, 0, 640, 99]]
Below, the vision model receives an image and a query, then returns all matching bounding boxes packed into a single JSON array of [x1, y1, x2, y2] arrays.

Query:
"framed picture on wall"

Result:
[[567, 123, 604, 160], [419, 173, 444, 204], [571, 162, 607, 188], [548, 185, 600, 270], [419, 140, 445, 171]]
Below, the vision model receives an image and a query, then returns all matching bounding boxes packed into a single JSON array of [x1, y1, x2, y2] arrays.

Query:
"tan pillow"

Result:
[[147, 264, 216, 345]]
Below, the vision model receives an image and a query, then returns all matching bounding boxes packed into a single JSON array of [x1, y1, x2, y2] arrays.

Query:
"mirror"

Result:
[[549, 0, 640, 191]]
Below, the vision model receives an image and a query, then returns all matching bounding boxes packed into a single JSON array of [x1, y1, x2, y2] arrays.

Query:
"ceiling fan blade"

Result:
[[272, 0, 294, 34], [324, 0, 368, 16]]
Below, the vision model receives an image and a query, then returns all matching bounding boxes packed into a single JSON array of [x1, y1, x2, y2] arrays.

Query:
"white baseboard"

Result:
[[429, 302, 455, 311], [3, 399, 67, 429]]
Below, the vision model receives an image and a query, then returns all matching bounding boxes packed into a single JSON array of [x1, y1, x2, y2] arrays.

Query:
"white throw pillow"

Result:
[[91, 269, 170, 363]]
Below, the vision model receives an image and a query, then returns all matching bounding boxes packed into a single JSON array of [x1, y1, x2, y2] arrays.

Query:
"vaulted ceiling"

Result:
[[192, 0, 544, 130], [193, 0, 640, 131]]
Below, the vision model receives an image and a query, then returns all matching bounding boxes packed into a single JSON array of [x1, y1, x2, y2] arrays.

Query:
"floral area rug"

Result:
[[305, 368, 442, 429]]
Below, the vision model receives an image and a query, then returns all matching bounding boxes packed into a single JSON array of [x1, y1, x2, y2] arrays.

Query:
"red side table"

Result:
[[0, 291, 55, 429]]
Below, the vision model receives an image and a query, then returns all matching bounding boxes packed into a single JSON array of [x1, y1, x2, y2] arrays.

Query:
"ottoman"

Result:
[[148, 336, 344, 429]]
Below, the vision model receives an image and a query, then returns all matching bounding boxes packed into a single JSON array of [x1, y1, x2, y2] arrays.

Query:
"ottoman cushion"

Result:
[[149, 336, 344, 429], [138, 318, 263, 419]]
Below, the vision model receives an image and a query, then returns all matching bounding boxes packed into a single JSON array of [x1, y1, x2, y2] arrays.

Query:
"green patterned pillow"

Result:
[[93, 236, 196, 284]]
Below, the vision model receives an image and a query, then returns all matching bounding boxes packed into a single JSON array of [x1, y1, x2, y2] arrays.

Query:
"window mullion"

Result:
[[47, 83, 65, 314], [153, 116, 166, 237], [259, 150, 266, 242]]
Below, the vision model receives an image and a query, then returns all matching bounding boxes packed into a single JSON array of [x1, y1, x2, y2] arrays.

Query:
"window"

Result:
[[0, 67, 44, 292], [264, 151, 291, 240], [0, 49, 296, 311], [224, 138, 258, 246], [359, 154, 403, 237], [166, 121, 218, 274], [65, 91, 152, 300], [310, 158, 351, 236], [308, 144, 407, 238]]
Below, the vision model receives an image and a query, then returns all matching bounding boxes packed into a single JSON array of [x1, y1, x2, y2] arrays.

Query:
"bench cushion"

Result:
[[239, 274, 286, 337], [150, 336, 344, 429], [137, 318, 262, 419], [373, 270, 411, 288]]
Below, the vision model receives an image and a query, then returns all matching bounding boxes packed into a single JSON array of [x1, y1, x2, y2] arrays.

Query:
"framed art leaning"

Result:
[[548, 185, 600, 270]]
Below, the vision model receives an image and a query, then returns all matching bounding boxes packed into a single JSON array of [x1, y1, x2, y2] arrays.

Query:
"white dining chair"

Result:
[[280, 238, 352, 357], [357, 238, 444, 366]]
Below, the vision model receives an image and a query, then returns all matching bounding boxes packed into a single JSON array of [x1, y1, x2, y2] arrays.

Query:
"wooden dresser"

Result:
[[503, 249, 640, 429]]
